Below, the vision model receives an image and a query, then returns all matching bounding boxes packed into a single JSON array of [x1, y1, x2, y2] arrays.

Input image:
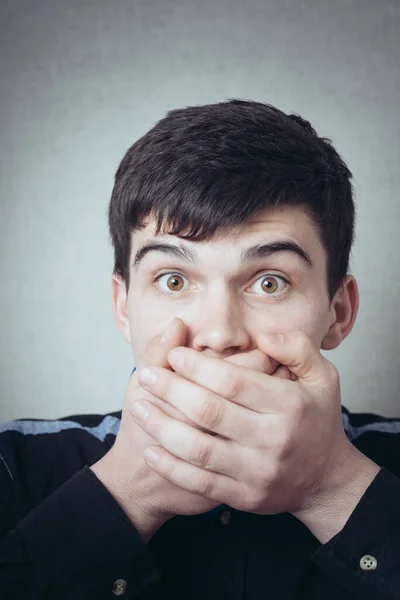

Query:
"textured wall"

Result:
[[1, 0, 399, 421]]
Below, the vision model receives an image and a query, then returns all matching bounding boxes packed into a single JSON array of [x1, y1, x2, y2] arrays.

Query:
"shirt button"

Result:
[[220, 510, 232, 525], [112, 579, 128, 595], [359, 555, 378, 571]]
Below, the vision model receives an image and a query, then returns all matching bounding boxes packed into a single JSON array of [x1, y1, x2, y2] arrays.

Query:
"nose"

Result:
[[189, 287, 251, 357]]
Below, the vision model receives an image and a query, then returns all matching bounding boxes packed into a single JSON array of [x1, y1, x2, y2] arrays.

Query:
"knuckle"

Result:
[[189, 437, 213, 467], [274, 428, 292, 459], [194, 473, 216, 497], [221, 372, 243, 399], [168, 460, 180, 483], [195, 397, 224, 429]]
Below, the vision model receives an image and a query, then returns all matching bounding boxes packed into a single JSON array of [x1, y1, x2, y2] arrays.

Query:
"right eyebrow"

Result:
[[132, 242, 198, 271]]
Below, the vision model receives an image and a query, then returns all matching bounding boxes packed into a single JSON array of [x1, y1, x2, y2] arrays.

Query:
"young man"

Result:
[[1, 100, 399, 599]]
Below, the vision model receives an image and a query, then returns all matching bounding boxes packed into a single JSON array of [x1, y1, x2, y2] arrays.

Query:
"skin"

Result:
[[111, 204, 381, 543], [114, 204, 356, 357]]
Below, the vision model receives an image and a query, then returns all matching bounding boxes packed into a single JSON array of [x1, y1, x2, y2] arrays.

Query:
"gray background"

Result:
[[1, 0, 399, 422]]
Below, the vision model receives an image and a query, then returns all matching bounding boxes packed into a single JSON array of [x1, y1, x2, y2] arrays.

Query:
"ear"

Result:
[[321, 275, 359, 351], [111, 274, 131, 344]]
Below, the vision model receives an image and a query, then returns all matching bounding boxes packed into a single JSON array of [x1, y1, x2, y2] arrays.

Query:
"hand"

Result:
[[133, 330, 358, 521], [91, 319, 284, 540]]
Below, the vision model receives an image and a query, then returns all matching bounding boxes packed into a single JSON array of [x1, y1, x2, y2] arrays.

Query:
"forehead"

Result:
[[131, 205, 323, 257]]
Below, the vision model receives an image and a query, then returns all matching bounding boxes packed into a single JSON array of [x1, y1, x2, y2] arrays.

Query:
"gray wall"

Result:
[[1, 0, 399, 422]]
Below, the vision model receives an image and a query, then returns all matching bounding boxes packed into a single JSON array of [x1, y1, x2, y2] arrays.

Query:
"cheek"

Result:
[[248, 297, 328, 341], [128, 291, 177, 362], [283, 298, 330, 343]]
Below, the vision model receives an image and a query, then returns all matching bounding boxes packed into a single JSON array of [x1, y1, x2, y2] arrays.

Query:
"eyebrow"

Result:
[[132, 239, 314, 271]]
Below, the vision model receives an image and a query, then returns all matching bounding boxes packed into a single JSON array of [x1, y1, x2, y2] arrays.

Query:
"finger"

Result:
[[129, 318, 198, 427], [142, 445, 246, 508], [256, 331, 333, 386], [130, 397, 244, 478], [137, 365, 268, 443], [224, 348, 280, 375], [134, 317, 187, 375], [128, 317, 184, 391], [166, 346, 290, 412], [273, 365, 295, 380], [139, 393, 203, 430]]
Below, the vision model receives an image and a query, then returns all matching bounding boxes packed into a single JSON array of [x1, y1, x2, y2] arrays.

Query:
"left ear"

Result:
[[321, 274, 359, 351]]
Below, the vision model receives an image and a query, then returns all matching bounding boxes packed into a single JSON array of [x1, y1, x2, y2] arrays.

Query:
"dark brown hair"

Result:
[[107, 99, 354, 301]]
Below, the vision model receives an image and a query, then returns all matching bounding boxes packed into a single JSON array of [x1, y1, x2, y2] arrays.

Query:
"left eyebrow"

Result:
[[241, 241, 314, 269], [132, 239, 314, 271]]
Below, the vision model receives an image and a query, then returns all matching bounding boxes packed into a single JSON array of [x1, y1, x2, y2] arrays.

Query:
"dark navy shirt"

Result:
[[1, 395, 400, 598]]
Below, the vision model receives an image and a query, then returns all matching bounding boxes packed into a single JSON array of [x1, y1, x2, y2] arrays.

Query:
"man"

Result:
[[1, 100, 399, 599]]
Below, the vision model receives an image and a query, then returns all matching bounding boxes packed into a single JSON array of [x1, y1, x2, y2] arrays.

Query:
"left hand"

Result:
[[133, 331, 362, 518]]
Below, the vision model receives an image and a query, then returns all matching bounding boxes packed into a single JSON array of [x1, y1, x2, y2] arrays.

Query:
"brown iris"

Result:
[[261, 277, 278, 294], [166, 275, 185, 291]]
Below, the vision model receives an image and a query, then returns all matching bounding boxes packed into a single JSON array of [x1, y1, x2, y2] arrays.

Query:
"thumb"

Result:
[[224, 348, 279, 375], [225, 349, 293, 380], [129, 317, 186, 391], [256, 331, 330, 385], [129, 318, 198, 427], [134, 317, 187, 375]]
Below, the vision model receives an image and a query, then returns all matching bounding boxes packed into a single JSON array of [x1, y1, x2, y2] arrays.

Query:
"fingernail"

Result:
[[273, 333, 284, 343], [131, 400, 149, 422], [144, 447, 160, 464], [161, 319, 176, 344], [138, 367, 157, 386], [168, 349, 184, 369]]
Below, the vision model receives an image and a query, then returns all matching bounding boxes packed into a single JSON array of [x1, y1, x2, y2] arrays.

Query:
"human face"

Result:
[[113, 205, 353, 366]]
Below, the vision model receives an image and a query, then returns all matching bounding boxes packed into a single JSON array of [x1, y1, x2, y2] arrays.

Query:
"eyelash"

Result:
[[152, 271, 290, 297]]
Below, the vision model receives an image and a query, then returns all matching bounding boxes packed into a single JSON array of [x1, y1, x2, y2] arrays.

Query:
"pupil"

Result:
[[262, 278, 277, 292], [169, 277, 181, 289]]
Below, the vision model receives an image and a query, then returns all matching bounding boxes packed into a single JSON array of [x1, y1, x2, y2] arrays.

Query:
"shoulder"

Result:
[[341, 405, 400, 476], [0, 409, 121, 445], [0, 410, 122, 515]]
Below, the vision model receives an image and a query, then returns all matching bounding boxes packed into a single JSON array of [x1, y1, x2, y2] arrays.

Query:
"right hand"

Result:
[[91, 318, 288, 540]]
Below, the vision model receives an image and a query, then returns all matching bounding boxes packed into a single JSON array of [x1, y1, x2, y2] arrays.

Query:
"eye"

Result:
[[154, 272, 188, 294], [249, 274, 288, 295]]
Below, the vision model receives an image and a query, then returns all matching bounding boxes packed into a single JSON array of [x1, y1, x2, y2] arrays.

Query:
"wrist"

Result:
[[90, 452, 169, 543], [292, 444, 381, 543]]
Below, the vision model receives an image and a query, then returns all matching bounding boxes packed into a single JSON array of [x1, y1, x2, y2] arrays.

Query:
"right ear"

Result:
[[111, 274, 131, 344]]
